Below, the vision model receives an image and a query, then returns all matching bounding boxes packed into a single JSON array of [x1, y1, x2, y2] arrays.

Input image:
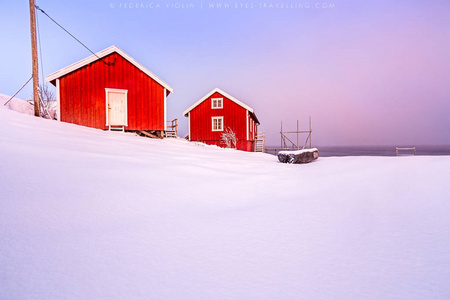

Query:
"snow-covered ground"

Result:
[[1, 99, 450, 299], [0, 93, 34, 115]]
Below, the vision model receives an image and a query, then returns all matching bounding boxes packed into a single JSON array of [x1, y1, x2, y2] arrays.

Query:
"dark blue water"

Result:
[[266, 145, 450, 157]]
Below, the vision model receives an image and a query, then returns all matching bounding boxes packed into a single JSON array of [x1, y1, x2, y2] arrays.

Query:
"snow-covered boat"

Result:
[[278, 148, 319, 164]]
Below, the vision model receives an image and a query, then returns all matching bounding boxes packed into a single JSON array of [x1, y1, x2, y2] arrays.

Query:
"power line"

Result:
[[35, 5, 113, 66]]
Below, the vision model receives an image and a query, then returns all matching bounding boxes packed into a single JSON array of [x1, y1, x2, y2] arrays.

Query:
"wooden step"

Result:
[[164, 130, 177, 138], [109, 125, 124, 132], [255, 133, 265, 152]]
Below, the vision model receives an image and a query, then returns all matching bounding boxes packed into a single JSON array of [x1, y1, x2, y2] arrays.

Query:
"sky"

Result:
[[1, 0, 449, 146]]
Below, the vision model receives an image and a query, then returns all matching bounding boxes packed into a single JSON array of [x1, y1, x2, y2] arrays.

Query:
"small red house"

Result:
[[183, 88, 260, 151], [45, 45, 173, 135]]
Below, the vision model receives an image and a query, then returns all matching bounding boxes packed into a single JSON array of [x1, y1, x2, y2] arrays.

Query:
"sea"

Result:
[[265, 145, 450, 157]]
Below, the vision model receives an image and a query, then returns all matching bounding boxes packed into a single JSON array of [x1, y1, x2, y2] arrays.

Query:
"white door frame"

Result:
[[105, 88, 128, 126]]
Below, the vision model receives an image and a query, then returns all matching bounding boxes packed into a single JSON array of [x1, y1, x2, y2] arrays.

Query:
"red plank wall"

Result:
[[59, 52, 165, 131], [189, 91, 257, 151]]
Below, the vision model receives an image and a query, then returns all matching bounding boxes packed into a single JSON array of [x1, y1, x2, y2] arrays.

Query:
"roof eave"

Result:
[[45, 45, 174, 94], [250, 111, 260, 125], [183, 88, 254, 116]]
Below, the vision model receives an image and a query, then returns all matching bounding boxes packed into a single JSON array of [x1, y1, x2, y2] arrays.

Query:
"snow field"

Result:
[[1, 102, 450, 299]]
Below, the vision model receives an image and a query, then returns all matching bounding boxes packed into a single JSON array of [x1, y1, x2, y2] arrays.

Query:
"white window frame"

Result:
[[211, 98, 223, 109], [212, 116, 224, 131]]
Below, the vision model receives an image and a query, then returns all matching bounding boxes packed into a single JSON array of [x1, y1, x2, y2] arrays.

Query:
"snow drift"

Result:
[[0, 93, 34, 115], [1, 103, 450, 300]]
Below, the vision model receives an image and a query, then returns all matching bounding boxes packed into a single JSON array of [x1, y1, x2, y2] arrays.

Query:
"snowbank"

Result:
[[0, 93, 34, 115], [1, 107, 450, 299]]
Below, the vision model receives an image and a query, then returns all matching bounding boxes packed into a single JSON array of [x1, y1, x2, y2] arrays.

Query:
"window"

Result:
[[212, 117, 223, 131], [212, 98, 223, 109]]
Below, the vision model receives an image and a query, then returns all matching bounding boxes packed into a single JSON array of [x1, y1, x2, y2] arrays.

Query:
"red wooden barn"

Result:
[[183, 88, 260, 151], [45, 45, 173, 135]]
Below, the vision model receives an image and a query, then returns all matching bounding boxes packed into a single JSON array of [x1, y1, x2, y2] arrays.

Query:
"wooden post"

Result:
[[309, 116, 312, 149], [262, 132, 265, 153], [175, 119, 178, 137], [280, 121, 283, 149], [29, 0, 40, 117]]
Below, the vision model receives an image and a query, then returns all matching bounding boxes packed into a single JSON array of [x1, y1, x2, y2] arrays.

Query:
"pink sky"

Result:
[[1, 0, 449, 146]]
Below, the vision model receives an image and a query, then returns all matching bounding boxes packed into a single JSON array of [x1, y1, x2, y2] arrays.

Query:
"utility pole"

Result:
[[29, 0, 40, 117]]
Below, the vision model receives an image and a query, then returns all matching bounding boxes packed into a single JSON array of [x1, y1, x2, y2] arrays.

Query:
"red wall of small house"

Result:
[[189, 91, 256, 151], [59, 52, 166, 131]]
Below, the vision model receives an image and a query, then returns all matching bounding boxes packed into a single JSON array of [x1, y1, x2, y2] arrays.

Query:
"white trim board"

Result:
[[164, 88, 167, 130], [56, 79, 60, 121], [183, 88, 254, 116], [45, 45, 173, 94], [188, 113, 191, 141], [246, 110, 249, 141]]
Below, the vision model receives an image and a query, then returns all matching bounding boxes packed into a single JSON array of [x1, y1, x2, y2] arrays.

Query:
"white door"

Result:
[[106, 89, 128, 126]]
